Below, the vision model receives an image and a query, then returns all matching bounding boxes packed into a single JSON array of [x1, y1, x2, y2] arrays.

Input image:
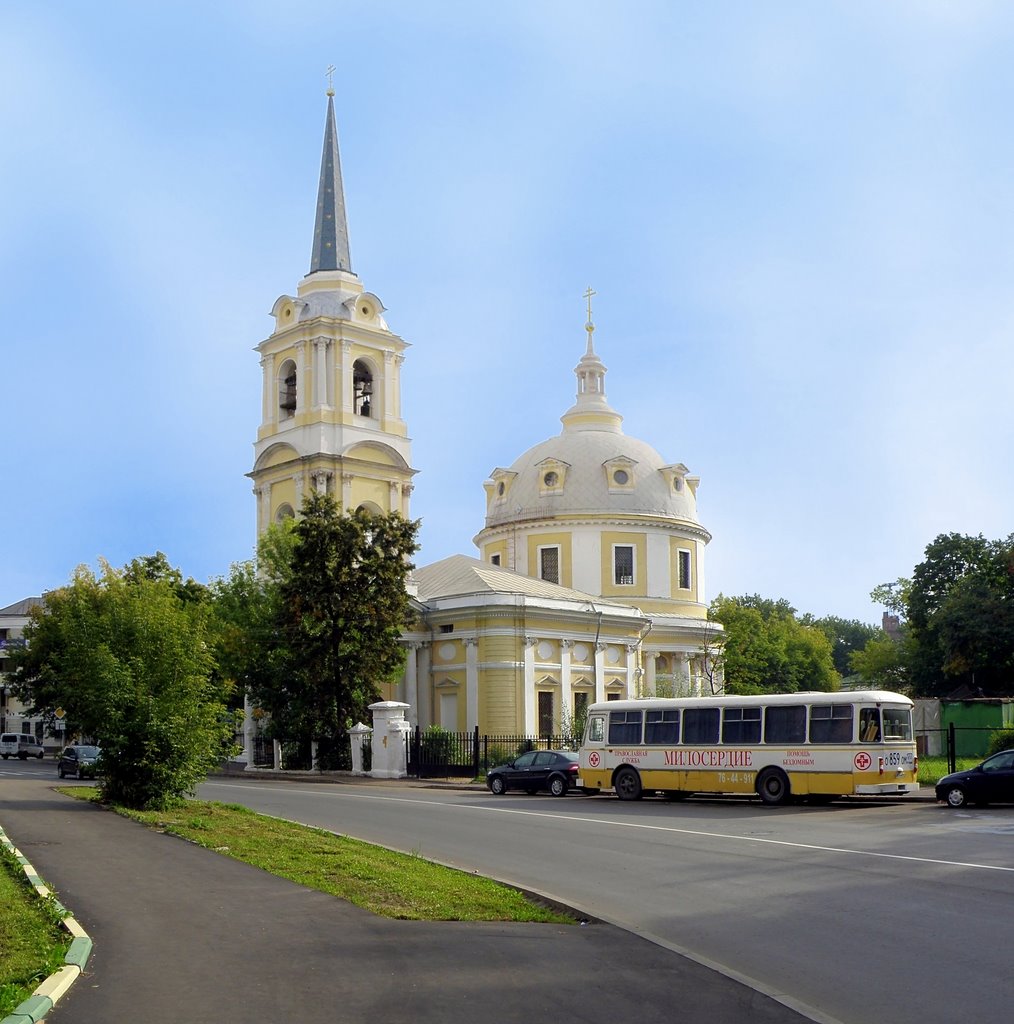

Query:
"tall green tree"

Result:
[[709, 595, 838, 695], [249, 493, 419, 764], [804, 615, 880, 677], [10, 559, 236, 809], [883, 533, 1014, 696]]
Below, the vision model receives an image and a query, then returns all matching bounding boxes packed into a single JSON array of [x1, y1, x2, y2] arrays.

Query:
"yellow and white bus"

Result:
[[578, 690, 918, 805]]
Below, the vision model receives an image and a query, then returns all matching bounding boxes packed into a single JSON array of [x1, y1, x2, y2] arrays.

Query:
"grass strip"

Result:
[[0, 842, 71, 1018], [69, 790, 571, 924]]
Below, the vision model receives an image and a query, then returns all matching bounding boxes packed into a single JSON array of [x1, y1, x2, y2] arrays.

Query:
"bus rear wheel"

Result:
[[614, 766, 643, 801], [757, 768, 791, 806]]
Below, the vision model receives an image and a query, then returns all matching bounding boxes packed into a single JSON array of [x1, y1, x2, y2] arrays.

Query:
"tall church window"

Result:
[[613, 545, 634, 585], [677, 548, 692, 591], [279, 359, 297, 419], [353, 360, 374, 417], [538, 691, 554, 738], [539, 546, 560, 585]]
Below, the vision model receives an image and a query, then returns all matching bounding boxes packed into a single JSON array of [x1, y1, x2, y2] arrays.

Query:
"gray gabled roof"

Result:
[[411, 554, 629, 608], [0, 597, 43, 616]]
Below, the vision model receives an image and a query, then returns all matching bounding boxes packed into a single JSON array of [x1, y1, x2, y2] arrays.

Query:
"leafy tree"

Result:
[[10, 560, 236, 809], [248, 493, 419, 765], [709, 595, 837, 695], [805, 615, 880, 677], [849, 632, 911, 692], [878, 533, 1014, 696]]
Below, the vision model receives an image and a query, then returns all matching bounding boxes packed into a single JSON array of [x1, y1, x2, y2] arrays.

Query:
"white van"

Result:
[[0, 733, 45, 760]]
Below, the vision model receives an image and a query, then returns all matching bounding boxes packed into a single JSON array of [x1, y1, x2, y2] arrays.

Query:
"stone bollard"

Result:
[[368, 701, 411, 779], [347, 722, 372, 776]]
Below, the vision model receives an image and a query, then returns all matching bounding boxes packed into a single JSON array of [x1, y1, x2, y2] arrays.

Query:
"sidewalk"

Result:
[[0, 777, 818, 1024]]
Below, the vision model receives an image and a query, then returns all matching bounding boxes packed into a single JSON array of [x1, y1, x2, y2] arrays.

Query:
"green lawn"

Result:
[[0, 844, 70, 1018], [918, 755, 980, 786], [79, 790, 572, 923]]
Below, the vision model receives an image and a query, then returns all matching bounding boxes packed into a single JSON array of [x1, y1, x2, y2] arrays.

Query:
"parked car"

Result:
[[1, 733, 45, 760], [936, 749, 1014, 808], [486, 749, 579, 797], [58, 745, 102, 779]]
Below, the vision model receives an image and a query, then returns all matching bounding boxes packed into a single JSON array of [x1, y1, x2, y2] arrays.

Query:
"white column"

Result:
[[401, 483, 414, 518], [260, 355, 273, 425], [625, 644, 639, 699], [464, 638, 479, 731], [294, 341, 308, 415], [676, 653, 691, 696], [645, 652, 657, 697], [417, 643, 432, 728], [404, 642, 419, 728], [383, 350, 395, 425], [313, 338, 325, 408], [272, 739, 283, 771], [524, 637, 538, 735], [341, 340, 353, 415], [594, 643, 606, 704], [389, 480, 400, 514], [393, 354, 405, 418], [293, 473, 305, 509], [560, 639, 573, 708]]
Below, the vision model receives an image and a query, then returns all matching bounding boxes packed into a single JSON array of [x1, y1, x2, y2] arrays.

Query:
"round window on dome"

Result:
[[543, 471, 558, 487], [613, 469, 629, 485]]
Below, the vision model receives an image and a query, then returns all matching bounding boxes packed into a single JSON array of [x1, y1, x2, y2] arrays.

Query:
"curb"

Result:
[[0, 824, 92, 1024]]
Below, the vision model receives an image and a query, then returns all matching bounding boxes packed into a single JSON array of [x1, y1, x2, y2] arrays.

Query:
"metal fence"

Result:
[[916, 724, 1014, 774], [406, 727, 580, 779]]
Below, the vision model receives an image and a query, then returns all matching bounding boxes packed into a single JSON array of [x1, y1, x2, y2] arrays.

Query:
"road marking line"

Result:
[[207, 781, 1014, 875]]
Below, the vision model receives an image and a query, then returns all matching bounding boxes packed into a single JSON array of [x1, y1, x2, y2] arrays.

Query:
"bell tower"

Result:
[[249, 86, 416, 532]]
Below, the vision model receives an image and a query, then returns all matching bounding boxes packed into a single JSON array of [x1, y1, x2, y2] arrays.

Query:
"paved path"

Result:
[[1, 779, 817, 1024]]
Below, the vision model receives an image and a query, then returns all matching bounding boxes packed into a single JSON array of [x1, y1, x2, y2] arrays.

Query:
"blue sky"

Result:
[[3, 2, 1013, 624]]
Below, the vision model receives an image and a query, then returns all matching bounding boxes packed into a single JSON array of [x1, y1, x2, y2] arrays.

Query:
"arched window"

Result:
[[278, 359, 297, 419], [353, 360, 374, 417], [275, 503, 295, 523]]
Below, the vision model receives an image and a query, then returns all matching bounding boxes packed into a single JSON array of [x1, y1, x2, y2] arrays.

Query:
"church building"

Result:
[[251, 90, 723, 743]]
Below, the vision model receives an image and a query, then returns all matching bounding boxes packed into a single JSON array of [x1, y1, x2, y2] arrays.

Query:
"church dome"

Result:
[[481, 312, 703, 534], [485, 428, 700, 528]]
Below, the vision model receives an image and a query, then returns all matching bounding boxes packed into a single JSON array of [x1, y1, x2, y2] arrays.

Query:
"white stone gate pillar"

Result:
[[347, 722, 372, 776], [368, 701, 411, 779]]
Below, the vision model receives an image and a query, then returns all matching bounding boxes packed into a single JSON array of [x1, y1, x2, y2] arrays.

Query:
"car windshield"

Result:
[[75, 746, 100, 757]]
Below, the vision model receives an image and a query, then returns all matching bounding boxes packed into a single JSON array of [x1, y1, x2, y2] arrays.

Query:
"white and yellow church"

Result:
[[249, 90, 723, 741]]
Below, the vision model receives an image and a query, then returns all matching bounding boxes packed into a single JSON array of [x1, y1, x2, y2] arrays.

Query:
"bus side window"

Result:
[[609, 711, 643, 745], [860, 708, 881, 743], [809, 704, 854, 743], [586, 716, 605, 743]]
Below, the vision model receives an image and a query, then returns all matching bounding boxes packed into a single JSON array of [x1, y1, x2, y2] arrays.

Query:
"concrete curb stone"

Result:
[[0, 824, 92, 1024]]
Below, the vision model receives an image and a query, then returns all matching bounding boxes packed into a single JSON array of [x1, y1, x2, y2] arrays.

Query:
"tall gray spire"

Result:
[[309, 93, 352, 274]]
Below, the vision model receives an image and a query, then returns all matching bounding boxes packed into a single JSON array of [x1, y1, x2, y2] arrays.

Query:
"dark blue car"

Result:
[[486, 750, 579, 797], [936, 749, 1014, 808]]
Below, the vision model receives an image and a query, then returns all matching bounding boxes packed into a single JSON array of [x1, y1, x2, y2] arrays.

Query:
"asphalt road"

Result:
[[197, 776, 1014, 1024]]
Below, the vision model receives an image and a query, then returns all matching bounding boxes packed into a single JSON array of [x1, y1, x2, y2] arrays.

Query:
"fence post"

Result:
[[947, 722, 956, 776], [472, 725, 480, 779]]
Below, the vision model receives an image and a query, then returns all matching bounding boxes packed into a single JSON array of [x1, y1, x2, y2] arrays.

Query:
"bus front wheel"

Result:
[[614, 766, 643, 801], [757, 768, 791, 806]]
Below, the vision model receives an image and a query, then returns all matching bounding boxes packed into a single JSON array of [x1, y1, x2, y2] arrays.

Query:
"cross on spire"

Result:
[[326, 64, 336, 97]]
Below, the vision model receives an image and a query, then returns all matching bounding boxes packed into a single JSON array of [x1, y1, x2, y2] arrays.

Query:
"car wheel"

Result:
[[757, 768, 791, 806], [549, 775, 567, 798], [945, 786, 968, 809], [37, 751, 44, 759], [614, 766, 643, 801], [489, 776, 507, 795], [58, 766, 65, 778]]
